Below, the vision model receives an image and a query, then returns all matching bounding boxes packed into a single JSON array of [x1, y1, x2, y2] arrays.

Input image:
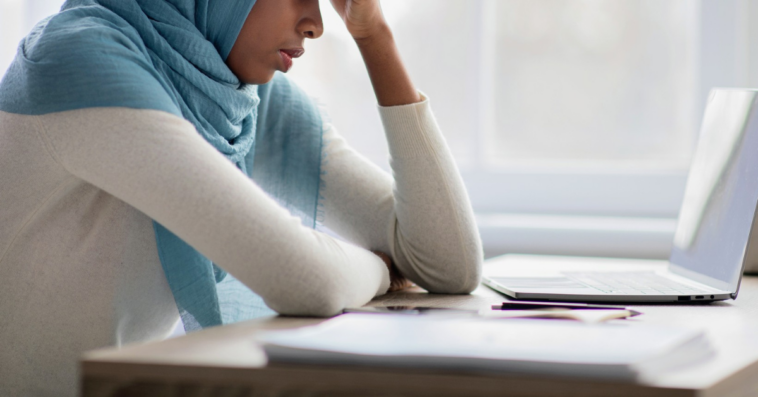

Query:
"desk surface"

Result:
[[82, 261, 758, 397]]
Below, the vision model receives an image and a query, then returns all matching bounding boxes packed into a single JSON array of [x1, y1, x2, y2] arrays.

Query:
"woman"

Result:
[[0, 0, 482, 395]]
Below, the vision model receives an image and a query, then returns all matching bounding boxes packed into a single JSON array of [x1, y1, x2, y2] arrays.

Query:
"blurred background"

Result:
[[4, 0, 758, 259]]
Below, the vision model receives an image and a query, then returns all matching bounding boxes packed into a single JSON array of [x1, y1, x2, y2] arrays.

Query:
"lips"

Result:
[[279, 48, 304, 72]]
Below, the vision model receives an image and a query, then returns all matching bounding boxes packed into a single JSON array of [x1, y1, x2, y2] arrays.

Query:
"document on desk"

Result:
[[259, 314, 713, 381]]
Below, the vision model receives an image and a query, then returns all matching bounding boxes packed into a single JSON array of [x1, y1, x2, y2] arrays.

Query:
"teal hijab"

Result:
[[0, 0, 325, 331]]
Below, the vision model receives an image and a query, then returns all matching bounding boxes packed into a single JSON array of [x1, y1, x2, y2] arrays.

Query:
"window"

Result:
[[289, 0, 758, 259], [4, 0, 758, 259], [489, 1, 697, 169], [0, 0, 62, 74]]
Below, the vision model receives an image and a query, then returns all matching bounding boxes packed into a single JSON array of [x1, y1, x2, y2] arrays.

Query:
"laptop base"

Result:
[[482, 255, 734, 304], [483, 276, 732, 303]]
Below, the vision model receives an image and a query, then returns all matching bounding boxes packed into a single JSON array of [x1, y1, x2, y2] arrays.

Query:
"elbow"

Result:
[[450, 228, 485, 293], [398, 232, 484, 295], [455, 263, 483, 294], [306, 293, 347, 317], [265, 287, 347, 318], [415, 251, 484, 295], [442, 254, 483, 294], [406, 213, 484, 294]]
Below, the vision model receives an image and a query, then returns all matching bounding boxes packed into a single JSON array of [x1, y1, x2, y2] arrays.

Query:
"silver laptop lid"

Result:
[[669, 89, 758, 293]]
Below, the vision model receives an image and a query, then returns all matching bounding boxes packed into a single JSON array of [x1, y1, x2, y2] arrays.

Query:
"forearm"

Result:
[[39, 108, 391, 316], [356, 24, 421, 107], [327, 0, 481, 292], [381, 99, 483, 293], [320, 99, 483, 294]]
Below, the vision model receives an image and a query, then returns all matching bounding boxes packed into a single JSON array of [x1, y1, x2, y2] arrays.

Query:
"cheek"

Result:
[[228, 41, 278, 84]]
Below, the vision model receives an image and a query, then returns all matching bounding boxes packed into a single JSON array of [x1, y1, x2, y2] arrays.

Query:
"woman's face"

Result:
[[227, 0, 324, 85]]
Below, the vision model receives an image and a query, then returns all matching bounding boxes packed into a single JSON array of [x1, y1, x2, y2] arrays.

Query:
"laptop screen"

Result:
[[669, 89, 758, 290]]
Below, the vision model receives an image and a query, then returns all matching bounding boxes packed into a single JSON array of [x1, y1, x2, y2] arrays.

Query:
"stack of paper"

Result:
[[259, 314, 712, 381]]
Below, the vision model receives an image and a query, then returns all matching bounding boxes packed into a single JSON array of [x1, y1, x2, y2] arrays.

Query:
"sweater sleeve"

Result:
[[36, 107, 390, 317], [320, 94, 483, 293]]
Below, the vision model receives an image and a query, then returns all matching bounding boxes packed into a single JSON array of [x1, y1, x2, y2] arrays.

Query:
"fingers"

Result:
[[388, 277, 414, 293], [372, 250, 414, 293], [329, 0, 347, 19]]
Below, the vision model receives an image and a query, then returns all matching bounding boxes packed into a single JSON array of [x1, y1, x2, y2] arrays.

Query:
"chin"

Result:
[[240, 69, 277, 86]]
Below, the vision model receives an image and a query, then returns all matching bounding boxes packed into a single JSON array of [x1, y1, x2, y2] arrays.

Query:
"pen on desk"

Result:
[[493, 301, 642, 317]]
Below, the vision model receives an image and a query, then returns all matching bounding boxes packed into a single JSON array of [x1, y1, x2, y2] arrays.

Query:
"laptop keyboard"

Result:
[[563, 272, 711, 295]]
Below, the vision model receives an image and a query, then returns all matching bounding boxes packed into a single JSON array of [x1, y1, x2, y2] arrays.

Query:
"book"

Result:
[[259, 314, 713, 381]]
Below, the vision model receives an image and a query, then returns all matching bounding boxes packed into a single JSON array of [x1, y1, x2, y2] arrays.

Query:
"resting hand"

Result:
[[329, 0, 388, 41], [373, 251, 414, 292]]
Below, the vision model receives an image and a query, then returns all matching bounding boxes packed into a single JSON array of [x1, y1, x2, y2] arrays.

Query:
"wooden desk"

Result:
[[82, 265, 758, 397]]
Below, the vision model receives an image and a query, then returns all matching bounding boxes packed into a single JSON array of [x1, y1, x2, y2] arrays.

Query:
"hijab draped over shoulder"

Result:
[[0, 0, 325, 331]]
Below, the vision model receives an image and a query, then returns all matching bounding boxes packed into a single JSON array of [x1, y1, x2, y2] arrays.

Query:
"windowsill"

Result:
[[477, 213, 677, 260]]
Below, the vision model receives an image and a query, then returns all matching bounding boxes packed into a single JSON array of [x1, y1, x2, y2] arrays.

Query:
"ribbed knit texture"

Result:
[[0, 95, 482, 396]]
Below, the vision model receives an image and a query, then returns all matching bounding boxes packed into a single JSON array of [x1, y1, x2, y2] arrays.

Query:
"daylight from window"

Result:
[[288, 0, 700, 172], [491, 0, 698, 169]]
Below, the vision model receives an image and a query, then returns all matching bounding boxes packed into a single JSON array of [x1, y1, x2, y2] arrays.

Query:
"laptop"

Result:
[[484, 88, 758, 303]]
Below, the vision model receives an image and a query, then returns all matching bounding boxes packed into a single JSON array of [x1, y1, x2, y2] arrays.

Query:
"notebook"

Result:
[[259, 314, 712, 381]]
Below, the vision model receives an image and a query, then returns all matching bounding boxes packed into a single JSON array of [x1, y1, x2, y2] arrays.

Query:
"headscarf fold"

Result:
[[0, 0, 325, 331]]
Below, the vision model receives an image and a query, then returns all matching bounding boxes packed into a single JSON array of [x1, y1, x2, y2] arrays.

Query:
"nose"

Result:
[[299, 0, 324, 39]]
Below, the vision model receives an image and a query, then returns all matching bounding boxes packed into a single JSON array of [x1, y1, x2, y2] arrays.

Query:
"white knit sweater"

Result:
[[0, 95, 482, 396]]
